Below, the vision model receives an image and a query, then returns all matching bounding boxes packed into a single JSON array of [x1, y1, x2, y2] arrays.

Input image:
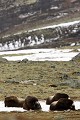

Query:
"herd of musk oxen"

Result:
[[4, 93, 75, 111]]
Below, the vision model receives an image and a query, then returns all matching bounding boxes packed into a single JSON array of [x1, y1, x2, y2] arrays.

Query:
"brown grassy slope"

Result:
[[0, 58, 80, 119], [0, 60, 80, 100]]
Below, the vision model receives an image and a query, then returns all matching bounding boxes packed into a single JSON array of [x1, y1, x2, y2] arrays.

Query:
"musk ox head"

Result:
[[46, 93, 69, 105], [50, 98, 75, 111], [23, 96, 41, 110], [4, 96, 25, 107]]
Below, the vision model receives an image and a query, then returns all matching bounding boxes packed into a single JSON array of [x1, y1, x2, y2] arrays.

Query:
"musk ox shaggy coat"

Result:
[[46, 93, 69, 105], [23, 96, 41, 110], [4, 96, 25, 107], [50, 98, 75, 111]]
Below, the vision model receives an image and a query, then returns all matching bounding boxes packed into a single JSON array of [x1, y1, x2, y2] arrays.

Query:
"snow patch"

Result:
[[73, 101, 80, 110], [0, 100, 80, 112], [0, 101, 26, 112], [1, 49, 79, 61]]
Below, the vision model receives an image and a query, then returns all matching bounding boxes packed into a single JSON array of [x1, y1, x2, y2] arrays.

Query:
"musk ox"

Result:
[[50, 98, 75, 111], [23, 96, 41, 110], [4, 96, 25, 107], [46, 93, 69, 105]]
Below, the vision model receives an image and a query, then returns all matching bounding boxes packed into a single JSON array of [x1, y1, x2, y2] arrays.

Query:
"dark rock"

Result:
[[51, 65, 55, 68], [17, 60, 21, 63], [49, 84, 57, 87], [22, 58, 28, 63], [0, 57, 8, 62], [59, 73, 69, 80], [5, 80, 19, 84], [72, 71, 80, 76], [72, 53, 80, 61]]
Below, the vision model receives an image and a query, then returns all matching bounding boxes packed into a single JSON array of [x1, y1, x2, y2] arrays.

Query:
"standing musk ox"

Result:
[[4, 96, 25, 107], [50, 98, 75, 111], [23, 96, 41, 110], [46, 93, 69, 105]]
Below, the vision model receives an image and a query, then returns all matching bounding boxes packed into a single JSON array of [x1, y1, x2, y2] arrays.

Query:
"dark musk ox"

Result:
[[4, 96, 25, 107], [46, 93, 69, 105], [50, 98, 75, 111], [23, 96, 41, 110]]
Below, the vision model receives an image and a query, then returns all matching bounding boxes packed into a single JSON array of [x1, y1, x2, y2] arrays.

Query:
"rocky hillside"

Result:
[[0, 0, 80, 34], [0, 0, 80, 50]]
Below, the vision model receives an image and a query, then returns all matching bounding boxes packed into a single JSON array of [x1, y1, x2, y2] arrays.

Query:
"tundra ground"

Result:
[[0, 56, 80, 119]]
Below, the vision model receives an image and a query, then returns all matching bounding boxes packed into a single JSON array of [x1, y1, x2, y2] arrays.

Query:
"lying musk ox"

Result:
[[50, 98, 75, 111], [23, 96, 41, 110], [46, 93, 69, 105], [4, 96, 25, 107]]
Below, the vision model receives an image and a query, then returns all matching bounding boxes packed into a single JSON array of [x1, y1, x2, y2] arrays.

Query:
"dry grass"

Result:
[[14, 0, 37, 5], [0, 60, 80, 100], [0, 111, 80, 120], [0, 58, 80, 119]]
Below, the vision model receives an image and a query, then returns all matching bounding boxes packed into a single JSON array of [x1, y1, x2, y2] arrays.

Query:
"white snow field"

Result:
[[0, 100, 80, 112], [1, 48, 80, 61]]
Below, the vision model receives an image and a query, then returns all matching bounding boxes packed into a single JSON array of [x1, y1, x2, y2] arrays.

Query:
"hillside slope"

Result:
[[0, 0, 80, 50], [0, 0, 80, 34]]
